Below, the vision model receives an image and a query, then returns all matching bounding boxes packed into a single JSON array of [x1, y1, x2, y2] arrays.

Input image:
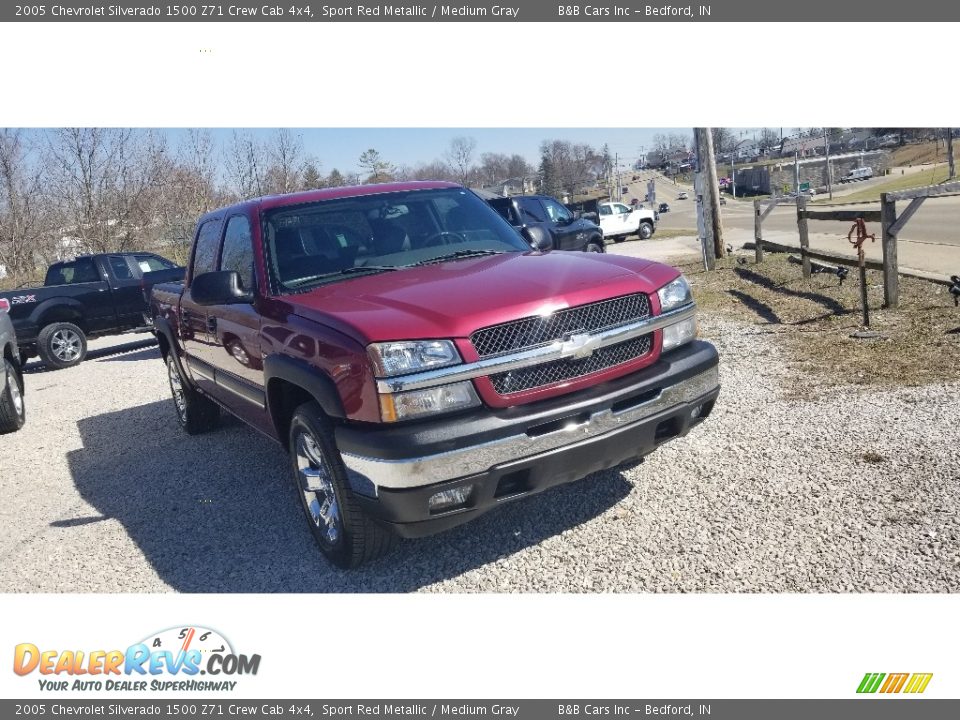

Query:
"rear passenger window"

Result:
[[52, 258, 100, 284], [219, 216, 255, 291], [192, 220, 221, 277], [108, 256, 133, 280]]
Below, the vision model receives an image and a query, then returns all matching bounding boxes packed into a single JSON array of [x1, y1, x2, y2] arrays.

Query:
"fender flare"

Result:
[[263, 354, 346, 421], [30, 296, 86, 330]]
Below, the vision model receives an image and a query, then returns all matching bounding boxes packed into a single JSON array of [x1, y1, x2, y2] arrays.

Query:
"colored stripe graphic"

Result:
[[857, 673, 885, 693], [904, 673, 933, 694], [880, 673, 909, 693], [857, 672, 932, 694]]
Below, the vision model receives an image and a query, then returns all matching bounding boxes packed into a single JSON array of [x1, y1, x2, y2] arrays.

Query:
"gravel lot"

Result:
[[1, 319, 958, 593]]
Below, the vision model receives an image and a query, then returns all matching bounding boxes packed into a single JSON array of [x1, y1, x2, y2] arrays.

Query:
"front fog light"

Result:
[[379, 380, 481, 422], [428, 484, 474, 513], [662, 318, 697, 351]]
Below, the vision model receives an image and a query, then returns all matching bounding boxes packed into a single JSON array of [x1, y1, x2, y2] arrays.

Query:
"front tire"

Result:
[[289, 401, 396, 569], [37, 322, 87, 369], [166, 354, 220, 434], [638, 222, 654, 240], [0, 358, 25, 434]]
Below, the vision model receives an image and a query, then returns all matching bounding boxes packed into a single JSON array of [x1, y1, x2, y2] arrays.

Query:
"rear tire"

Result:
[[289, 401, 396, 569], [0, 358, 25, 434], [166, 354, 220, 435], [612, 236, 625, 243], [37, 322, 87, 369]]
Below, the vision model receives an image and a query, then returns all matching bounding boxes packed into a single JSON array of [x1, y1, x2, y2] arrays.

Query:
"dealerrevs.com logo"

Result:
[[13, 626, 261, 692]]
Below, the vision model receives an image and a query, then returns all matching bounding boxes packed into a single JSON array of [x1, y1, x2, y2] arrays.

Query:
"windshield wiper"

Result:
[[286, 266, 398, 289], [413, 249, 506, 266]]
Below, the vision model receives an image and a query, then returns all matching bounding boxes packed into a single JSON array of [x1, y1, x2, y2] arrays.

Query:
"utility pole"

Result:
[[948, 128, 956, 180], [794, 152, 800, 195], [823, 128, 833, 200], [694, 128, 724, 265], [696, 128, 725, 258], [615, 153, 621, 201], [693, 130, 715, 270]]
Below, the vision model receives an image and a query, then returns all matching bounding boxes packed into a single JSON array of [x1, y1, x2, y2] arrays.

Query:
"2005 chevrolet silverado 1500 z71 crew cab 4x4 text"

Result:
[[150, 182, 719, 568]]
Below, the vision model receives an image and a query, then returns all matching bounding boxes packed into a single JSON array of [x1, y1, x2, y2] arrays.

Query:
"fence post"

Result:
[[880, 192, 899, 308], [796, 196, 811, 278], [754, 199, 764, 263]]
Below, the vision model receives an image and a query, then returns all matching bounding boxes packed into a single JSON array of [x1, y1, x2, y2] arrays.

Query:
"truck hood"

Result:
[[282, 251, 679, 344]]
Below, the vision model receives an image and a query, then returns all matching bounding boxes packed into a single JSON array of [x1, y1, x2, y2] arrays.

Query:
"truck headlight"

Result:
[[657, 276, 697, 351], [368, 340, 461, 377], [379, 381, 481, 422], [657, 276, 693, 312]]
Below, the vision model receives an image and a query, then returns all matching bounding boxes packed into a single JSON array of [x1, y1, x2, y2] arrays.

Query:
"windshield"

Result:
[[264, 188, 530, 293]]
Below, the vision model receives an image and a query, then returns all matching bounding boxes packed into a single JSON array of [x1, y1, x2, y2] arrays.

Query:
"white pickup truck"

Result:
[[597, 201, 657, 242]]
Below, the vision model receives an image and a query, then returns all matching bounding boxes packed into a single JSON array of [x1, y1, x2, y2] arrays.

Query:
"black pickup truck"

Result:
[[0, 252, 181, 369], [487, 194, 605, 253]]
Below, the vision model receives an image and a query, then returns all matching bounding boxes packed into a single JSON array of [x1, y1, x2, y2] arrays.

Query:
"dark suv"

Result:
[[487, 194, 605, 253]]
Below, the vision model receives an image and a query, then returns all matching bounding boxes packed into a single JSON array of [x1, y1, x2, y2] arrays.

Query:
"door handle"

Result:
[[206, 317, 217, 333]]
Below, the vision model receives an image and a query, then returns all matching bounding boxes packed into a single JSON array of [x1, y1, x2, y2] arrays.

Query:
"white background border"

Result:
[[1, 19, 957, 700]]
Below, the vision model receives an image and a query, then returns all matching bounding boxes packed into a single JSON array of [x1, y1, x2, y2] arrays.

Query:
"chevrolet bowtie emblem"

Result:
[[561, 333, 602, 360]]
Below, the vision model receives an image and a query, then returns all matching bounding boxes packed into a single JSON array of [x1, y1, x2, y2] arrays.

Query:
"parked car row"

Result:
[[3, 182, 721, 570]]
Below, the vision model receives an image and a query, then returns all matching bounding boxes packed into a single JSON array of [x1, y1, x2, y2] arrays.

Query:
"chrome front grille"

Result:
[[471, 293, 651, 358], [488, 334, 653, 395]]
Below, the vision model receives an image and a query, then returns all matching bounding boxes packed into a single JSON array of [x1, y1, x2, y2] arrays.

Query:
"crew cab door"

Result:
[[201, 214, 266, 424], [180, 217, 223, 394], [104, 255, 149, 329]]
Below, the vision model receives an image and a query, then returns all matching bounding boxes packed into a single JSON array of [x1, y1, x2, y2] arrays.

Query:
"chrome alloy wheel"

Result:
[[167, 357, 187, 423], [295, 430, 341, 545], [6, 364, 23, 416], [51, 328, 82, 362]]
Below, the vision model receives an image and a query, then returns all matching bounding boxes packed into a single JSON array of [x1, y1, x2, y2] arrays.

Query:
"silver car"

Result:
[[0, 299, 26, 433]]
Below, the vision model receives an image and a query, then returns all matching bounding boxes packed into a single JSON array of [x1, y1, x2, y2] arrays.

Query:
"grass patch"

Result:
[[651, 227, 698, 240], [675, 252, 960, 389], [816, 167, 951, 204], [889, 140, 953, 167]]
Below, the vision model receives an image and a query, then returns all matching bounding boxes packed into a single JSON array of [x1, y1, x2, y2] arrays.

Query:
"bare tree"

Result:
[[758, 128, 781, 154], [45, 128, 168, 256], [711, 128, 736, 155], [264, 129, 306, 195], [151, 129, 222, 264], [539, 139, 599, 196], [225, 130, 267, 200], [445, 136, 477, 186], [409, 160, 455, 182], [0, 130, 53, 281]]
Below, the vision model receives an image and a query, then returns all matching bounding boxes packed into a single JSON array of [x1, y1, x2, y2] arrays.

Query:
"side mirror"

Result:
[[572, 210, 582, 220], [522, 225, 553, 252], [191, 271, 253, 306]]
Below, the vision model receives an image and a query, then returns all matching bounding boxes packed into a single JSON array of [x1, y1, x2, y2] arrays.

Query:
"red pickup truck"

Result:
[[150, 181, 719, 568]]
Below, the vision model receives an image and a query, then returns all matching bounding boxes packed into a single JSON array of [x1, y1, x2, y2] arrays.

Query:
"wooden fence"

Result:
[[753, 180, 960, 308]]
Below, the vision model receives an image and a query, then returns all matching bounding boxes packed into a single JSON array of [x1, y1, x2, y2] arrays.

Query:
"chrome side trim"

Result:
[[343, 365, 718, 491], [375, 303, 697, 394]]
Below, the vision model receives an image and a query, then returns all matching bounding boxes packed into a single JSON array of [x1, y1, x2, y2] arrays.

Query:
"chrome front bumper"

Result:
[[341, 364, 719, 492]]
